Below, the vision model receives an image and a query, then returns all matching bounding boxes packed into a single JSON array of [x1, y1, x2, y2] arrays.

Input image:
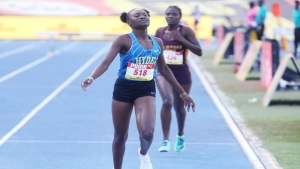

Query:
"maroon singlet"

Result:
[[157, 25, 192, 85]]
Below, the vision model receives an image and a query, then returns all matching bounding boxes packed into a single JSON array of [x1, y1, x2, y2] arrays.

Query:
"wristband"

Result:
[[180, 92, 187, 97], [87, 76, 94, 82]]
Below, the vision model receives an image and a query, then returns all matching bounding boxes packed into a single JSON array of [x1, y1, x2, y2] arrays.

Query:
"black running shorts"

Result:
[[113, 77, 156, 103]]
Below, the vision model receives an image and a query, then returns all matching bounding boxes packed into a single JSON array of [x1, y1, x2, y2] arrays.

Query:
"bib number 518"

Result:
[[134, 69, 147, 76]]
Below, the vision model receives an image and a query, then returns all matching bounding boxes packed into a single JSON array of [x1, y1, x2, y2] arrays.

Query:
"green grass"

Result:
[[200, 49, 300, 169]]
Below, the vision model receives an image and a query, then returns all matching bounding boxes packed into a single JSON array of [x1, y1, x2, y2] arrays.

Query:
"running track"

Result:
[[0, 40, 260, 169]]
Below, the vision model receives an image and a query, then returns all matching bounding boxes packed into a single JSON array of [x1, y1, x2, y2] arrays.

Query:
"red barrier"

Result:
[[233, 30, 244, 73], [216, 26, 225, 48], [260, 41, 273, 89]]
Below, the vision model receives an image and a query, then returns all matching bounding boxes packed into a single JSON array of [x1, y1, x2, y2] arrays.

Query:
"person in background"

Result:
[[155, 6, 202, 153], [293, 0, 300, 57], [255, 0, 268, 40], [244, 1, 258, 53], [191, 6, 201, 31], [245, 2, 258, 31]]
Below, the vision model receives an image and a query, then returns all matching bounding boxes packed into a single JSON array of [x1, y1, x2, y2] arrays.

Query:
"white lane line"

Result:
[[0, 41, 80, 84], [0, 42, 111, 147], [0, 41, 45, 60], [189, 55, 265, 169], [6, 140, 238, 145]]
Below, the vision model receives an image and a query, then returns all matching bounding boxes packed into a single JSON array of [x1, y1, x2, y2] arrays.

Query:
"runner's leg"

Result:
[[112, 100, 133, 169]]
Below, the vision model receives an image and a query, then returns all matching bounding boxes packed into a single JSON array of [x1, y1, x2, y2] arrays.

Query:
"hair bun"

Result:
[[120, 12, 128, 23]]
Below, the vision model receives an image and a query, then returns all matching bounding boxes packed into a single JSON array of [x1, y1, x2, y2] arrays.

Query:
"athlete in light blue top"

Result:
[[81, 8, 195, 169], [255, 0, 268, 40], [118, 32, 161, 80], [293, 4, 300, 28], [256, 4, 267, 24], [293, 1, 300, 57]]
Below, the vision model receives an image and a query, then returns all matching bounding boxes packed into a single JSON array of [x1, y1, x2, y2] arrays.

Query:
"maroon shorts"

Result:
[[158, 65, 192, 85]]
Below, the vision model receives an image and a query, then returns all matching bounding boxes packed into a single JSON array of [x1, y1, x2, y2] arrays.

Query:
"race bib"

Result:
[[125, 62, 155, 81], [163, 50, 183, 65]]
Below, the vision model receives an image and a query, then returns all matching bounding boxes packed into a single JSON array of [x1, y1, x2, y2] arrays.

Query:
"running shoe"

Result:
[[138, 148, 153, 169], [174, 135, 185, 152], [158, 140, 171, 152]]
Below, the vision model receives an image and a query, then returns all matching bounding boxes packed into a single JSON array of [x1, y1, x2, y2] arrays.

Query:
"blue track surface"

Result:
[[0, 40, 254, 169]]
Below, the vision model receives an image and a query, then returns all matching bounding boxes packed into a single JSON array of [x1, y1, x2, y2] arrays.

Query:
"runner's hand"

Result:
[[164, 30, 174, 40], [180, 93, 195, 112], [170, 28, 183, 41], [165, 28, 183, 41], [81, 77, 94, 91]]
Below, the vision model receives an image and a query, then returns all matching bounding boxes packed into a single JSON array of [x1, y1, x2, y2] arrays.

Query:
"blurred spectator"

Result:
[[255, 0, 268, 40], [191, 6, 201, 31], [293, 0, 300, 57], [244, 2, 258, 54], [245, 2, 258, 29]]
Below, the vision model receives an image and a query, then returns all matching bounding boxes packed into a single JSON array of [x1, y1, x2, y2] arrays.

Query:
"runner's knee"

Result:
[[114, 132, 128, 146], [140, 129, 154, 142], [162, 99, 173, 110]]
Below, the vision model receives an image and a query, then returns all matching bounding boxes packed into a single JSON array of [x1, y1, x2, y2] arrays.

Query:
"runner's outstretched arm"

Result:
[[81, 36, 123, 90]]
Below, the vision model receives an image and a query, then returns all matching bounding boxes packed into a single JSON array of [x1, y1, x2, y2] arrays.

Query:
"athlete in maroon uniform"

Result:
[[155, 6, 202, 152]]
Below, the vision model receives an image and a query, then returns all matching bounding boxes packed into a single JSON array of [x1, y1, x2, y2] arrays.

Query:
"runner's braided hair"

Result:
[[120, 9, 150, 23]]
